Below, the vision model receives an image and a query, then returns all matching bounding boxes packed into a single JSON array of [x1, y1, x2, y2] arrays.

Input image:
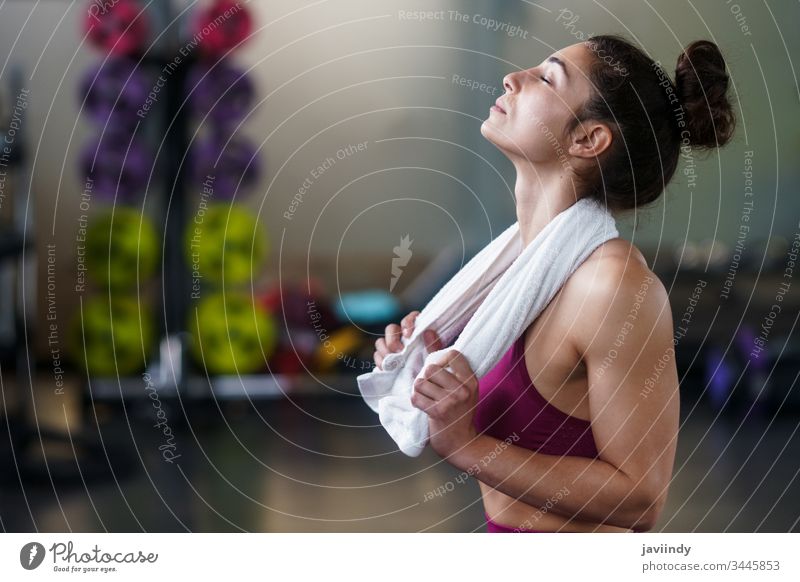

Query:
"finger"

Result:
[[413, 374, 449, 401], [434, 349, 475, 384], [374, 337, 388, 357], [410, 389, 438, 416], [424, 362, 464, 394], [414, 378, 448, 401], [401, 311, 420, 337], [384, 323, 402, 351], [373, 351, 384, 369]]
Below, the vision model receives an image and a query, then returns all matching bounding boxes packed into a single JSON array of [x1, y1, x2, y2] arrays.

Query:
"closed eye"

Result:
[[540, 76, 551, 85]]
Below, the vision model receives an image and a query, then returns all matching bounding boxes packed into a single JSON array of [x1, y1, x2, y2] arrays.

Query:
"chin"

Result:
[[480, 122, 515, 156], [480, 120, 501, 145]]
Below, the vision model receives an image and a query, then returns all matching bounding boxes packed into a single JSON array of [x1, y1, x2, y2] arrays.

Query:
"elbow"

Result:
[[629, 509, 659, 533], [627, 487, 667, 532]]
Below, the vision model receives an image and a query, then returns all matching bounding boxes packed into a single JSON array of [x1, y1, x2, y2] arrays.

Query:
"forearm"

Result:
[[449, 434, 654, 530]]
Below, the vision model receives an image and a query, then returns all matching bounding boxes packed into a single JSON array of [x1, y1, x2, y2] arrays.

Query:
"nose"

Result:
[[503, 71, 519, 94]]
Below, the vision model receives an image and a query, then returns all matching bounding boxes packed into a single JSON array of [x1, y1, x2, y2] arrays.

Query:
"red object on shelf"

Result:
[[84, 0, 149, 56], [268, 329, 317, 375], [260, 278, 338, 330], [269, 345, 306, 375], [193, 0, 254, 58]]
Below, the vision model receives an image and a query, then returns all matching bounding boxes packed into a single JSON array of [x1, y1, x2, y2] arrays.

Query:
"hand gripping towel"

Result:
[[357, 197, 619, 457]]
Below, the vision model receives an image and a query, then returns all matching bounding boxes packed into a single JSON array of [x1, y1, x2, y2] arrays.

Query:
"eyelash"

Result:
[[540, 76, 551, 85]]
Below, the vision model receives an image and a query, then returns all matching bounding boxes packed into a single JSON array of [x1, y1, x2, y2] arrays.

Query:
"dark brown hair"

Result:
[[566, 34, 736, 215]]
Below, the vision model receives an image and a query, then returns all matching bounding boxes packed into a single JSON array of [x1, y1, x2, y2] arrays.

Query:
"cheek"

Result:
[[514, 101, 571, 154], [481, 93, 570, 160], [515, 96, 561, 136]]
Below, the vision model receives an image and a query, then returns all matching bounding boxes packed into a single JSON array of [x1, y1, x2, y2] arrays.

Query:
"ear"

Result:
[[568, 121, 613, 159]]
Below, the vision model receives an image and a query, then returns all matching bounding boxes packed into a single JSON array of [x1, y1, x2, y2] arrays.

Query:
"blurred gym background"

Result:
[[0, 0, 798, 532]]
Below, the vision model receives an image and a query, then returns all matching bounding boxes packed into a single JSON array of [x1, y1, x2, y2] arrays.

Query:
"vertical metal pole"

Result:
[[158, 0, 192, 391]]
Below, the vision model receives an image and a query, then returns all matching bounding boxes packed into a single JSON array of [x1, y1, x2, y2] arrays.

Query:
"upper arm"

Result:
[[572, 260, 679, 509]]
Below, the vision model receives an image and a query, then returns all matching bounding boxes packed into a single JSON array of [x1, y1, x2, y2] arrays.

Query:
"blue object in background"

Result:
[[335, 290, 401, 326], [705, 345, 737, 410]]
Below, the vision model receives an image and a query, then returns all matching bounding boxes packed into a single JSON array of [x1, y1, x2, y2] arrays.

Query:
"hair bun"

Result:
[[674, 40, 736, 149]]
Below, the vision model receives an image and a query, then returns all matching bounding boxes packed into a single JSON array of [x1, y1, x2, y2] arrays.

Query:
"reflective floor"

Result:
[[1, 385, 799, 532]]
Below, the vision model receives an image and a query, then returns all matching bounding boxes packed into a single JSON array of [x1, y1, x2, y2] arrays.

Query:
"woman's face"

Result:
[[481, 42, 596, 165]]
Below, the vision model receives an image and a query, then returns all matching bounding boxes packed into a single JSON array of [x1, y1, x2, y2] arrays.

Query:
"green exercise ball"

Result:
[[186, 203, 267, 286], [190, 292, 277, 375], [71, 297, 154, 376], [85, 208, 159, 290]]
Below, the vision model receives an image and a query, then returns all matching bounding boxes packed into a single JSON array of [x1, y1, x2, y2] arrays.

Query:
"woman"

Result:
[[374, 34, 735, 533]]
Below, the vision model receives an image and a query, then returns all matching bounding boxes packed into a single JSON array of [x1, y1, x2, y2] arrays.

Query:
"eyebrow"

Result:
[[546, 56, 570, 81]]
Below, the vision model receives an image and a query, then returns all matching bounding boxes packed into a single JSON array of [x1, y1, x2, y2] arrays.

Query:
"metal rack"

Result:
[[0, 64, 35, 423], [84, 1, 363, 405], [0, 64, 121, 486]]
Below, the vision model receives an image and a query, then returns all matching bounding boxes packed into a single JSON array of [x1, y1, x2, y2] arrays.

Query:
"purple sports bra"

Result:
[[474, 331, 599, 458], [475, 331, 600, 532]]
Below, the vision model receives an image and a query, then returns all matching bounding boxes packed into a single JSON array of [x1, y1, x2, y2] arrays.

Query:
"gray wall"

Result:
[[499, 0, 800, 254], [0, 0, 797, 333]]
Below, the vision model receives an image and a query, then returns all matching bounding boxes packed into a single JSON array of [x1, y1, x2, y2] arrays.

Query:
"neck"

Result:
[[512, 160, 581, 247]]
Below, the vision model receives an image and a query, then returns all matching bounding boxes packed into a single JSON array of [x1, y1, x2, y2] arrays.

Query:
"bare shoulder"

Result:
[[569, 238, 658, 294], [563, 238, 673, 355], [585, 237, 648, 270]]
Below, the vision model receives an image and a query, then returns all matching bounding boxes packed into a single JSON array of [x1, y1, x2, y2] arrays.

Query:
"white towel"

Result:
[[357, 197, 619, 457]]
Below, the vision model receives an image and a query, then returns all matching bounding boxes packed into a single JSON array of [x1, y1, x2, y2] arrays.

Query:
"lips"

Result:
[[492, 99, 507, 114]]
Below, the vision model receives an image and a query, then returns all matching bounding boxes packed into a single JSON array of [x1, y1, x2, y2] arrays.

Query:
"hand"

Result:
[[411, 349, 479, 459], [373, 310, 443, 370]]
